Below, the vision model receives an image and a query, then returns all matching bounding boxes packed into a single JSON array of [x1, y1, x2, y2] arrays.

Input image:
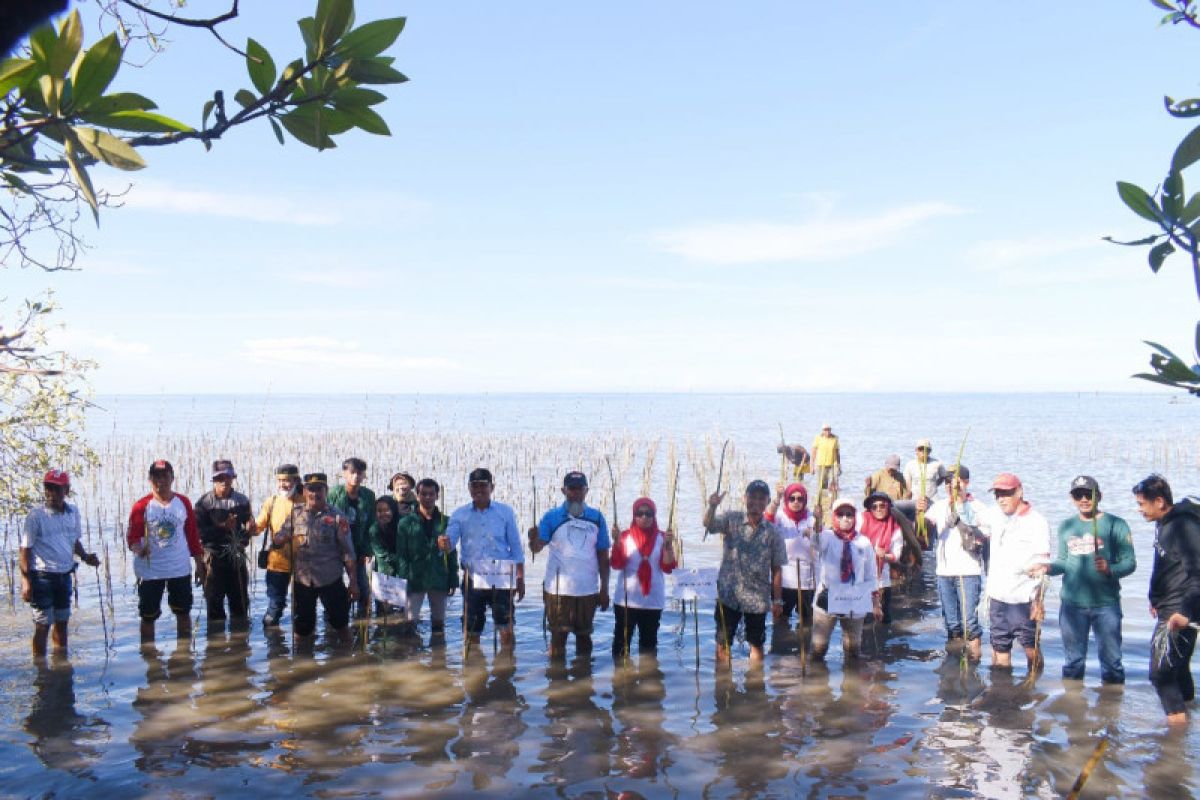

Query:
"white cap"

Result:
[[831, 496, 857, 513]]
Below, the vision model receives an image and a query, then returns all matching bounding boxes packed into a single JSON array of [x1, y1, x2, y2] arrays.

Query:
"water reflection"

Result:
[[705, 669, 786, 796], [535, 657, 613, 792], [131, 646, 200, 776], [453, 651, 527, 791], [611, 657, 675, 784], [972, 667, 1051, 799], [24, 657, 109, 777]]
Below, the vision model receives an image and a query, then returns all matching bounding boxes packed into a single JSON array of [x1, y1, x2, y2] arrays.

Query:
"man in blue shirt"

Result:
[[440, 468, 525, 650], [528, 471, 611, 661]]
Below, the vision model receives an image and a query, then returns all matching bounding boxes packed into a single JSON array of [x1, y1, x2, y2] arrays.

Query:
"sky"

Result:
[[9, 1, 1200, 393]]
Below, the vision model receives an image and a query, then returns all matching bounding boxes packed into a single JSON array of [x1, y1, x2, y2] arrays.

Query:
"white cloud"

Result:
[[239, 337, 458, 371], [54, 329, 151, 355], [966, 233, 1142, 288], [650, 202, 964, 264]]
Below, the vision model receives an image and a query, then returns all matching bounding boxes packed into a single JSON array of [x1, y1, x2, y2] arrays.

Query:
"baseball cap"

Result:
[[1070, 475, 1100, 495], [148, 459, 174, 476], [864, 492, 892, 509], [563, 471, 588, 488], [884, 454, 901, 470], [991, 472, 1022, 492], [212, 459, 237, 480], [303, 472, 328, 487], [42, 469, 70, 487], [745, 479, 771, 496], [944, 464, 970, 481]]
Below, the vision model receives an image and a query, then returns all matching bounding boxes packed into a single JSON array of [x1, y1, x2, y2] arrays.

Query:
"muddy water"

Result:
[[2, 393, 1200, 798]]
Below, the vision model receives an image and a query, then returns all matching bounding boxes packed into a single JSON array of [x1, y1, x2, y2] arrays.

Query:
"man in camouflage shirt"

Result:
[[704, 479, 787, 666]]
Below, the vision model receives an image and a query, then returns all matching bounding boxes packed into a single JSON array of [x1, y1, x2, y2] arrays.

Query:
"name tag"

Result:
[[668, 567, 718, 601], [472, 559, 518, 590], [827, 581, 870, 615], [371, 572, 408, 606]]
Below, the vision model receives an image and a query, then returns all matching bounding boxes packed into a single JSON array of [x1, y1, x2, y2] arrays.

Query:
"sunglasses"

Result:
[[834, 510, 856, 519], [993, 488, 1017, 498], [869, 502, 889, 510], [634, 509, 655, 518], [787, 494, 805, 502], [1070, 490, 1095, 501]]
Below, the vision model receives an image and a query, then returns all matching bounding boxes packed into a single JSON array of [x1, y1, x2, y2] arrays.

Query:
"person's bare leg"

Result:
[[993, 649, 1012, 669], [715, 643, 731, 667], [749, 644, 764, 663], [32, 623, 49, 656], [1023, 645, 1039, 669], [499, 627, 515, 650], [1167, 712, 1189, 727], [50, 621, 68, 651]]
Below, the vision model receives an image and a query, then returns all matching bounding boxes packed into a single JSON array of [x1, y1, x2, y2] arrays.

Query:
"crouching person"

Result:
[[275, 472, 359, 644], [811, 497, 880, 664]]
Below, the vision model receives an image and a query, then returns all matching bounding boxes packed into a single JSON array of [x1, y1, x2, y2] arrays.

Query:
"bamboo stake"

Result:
[[1066, 735, 1110, 800]]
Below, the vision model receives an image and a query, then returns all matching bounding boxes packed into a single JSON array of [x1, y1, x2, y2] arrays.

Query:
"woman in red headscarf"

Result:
[[766, 482, 817, 630], [859, 492, 905, 625], [610, 497, 677, 658]]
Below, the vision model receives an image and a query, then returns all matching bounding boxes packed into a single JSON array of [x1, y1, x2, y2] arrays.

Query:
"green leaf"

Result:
[[56, 11, 84, 75], [344, 58, 408, 84], [316, 0, 355, 56], [28, 23, 58, 72], [279, 104, 335, 150], [280, 59, 304, 84], [63, 139, 99, 223], [71, 125, 146, 170], [83, 109, 193, 133], [331, 87, 387, 106], [1163, 171, 1184, 219], [334, 102, 390, 135], [1172, 125, 1200, 174], [2, 171, 32, 194], [269, 116, 285, 145], [1103, 234, 1161, 246], [246, 38, 277, 96], [202, 99, 215, 130], [1150, 0, 1178, 10], [1184, 193, 1200, 225], [0, 58, 38, 96], [298, 17, 318, 63], [234, 89, 258, 109], [80, 92, 157, 117], [1117, 181, 1163, 223], [38, 73, 61, 113], [1149, 240, 1175, 272], [335, 17, 406, 59], [69, 33, 123, 113], [1165, 95, 1200, 119]]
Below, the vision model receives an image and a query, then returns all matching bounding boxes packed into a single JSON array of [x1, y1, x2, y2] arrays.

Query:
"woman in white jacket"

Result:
[[812, 497, 881, 662]]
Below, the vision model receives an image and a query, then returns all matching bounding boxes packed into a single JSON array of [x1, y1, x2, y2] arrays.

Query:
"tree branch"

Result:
[[118, 0, 246, 57]]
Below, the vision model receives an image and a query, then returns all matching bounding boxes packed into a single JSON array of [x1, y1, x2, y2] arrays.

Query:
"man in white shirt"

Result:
[[925, 466, 988, 660], [19, 470, 100, 656], [981, 472, 1052, 670]]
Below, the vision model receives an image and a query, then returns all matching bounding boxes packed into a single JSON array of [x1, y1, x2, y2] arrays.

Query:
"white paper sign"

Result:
[[371, 572, 408, 607], [785, 537, 812, 561], [668, 567, 719, 601], [471, 559, 517, 590], [826, 581, 871, 616]]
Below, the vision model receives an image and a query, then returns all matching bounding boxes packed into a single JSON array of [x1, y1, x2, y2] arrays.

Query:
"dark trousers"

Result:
[[1151, 621, 1197, 715], [612, 606, 662, 656], [781, 588, 814, 627], [204, 557, 249, 621], [293, 579, 350, 636]]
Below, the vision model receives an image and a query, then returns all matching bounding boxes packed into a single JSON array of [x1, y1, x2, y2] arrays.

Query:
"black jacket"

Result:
[[1149, 498, 1200, 620]]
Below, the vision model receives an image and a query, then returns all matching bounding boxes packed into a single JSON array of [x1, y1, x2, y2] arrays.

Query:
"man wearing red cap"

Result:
[[127, 460, 207, 644], [982, 472, 1052, 670], [19, 470, 99, 656]]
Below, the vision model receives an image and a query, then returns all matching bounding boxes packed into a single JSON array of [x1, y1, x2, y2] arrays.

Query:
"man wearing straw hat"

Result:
[[195, 459, 255, 629], [19, 469, 100, 656], [255, 464, 302, 627], [274, 472, 359, 643], [704, 479, 787, 666], [529, 471, 609, 660], [127, 459, 207, 645], [443, 468, 526, 651]]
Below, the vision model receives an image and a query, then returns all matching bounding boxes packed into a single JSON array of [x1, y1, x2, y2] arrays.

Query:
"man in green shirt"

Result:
[[1046, 475, 1136, 684], [328, 457, 377, 620]]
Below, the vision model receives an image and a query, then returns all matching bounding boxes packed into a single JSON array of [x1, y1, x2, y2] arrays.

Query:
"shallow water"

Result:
[[2, 393, 1200, 798]]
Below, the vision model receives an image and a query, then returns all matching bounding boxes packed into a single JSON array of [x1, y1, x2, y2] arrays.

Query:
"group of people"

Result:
[[16, 435, 1200, 725]]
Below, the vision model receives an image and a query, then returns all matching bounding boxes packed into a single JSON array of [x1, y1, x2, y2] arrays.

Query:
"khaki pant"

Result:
[[811, 605, 865, 660]]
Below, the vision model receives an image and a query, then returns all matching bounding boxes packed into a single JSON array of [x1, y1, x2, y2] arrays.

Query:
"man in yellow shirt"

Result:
[[811, 424, 841, 495], [256, 464, 302, 627]]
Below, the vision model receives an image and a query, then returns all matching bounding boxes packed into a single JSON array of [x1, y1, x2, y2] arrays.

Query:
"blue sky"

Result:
[[11, 1, 1200, 392]]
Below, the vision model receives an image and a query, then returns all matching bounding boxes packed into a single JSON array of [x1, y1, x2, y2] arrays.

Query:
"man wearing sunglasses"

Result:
[[983, 473, 1052, 670], [1046, 476, 1135, 686], [1134, 473, 1200, 725]]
